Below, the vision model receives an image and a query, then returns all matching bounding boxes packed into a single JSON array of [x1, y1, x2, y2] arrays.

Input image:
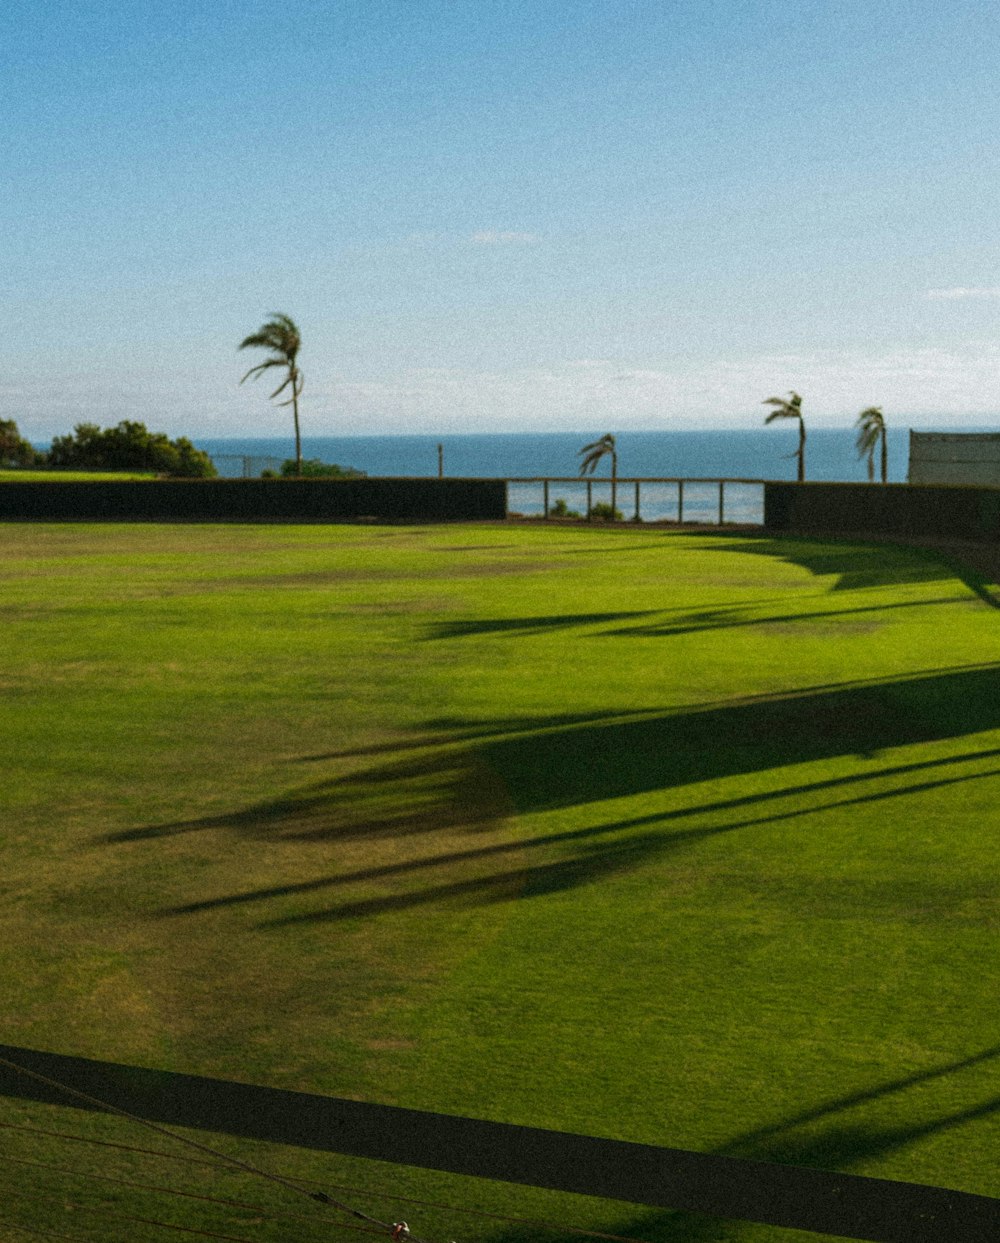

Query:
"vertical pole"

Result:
[[678, 479, 684, 524], [634, 480, 640, 523], [718, 480, 725, 525], [587, 480, 593, 520], [543, 479, 550, 519], [437, 444, 443, 478]]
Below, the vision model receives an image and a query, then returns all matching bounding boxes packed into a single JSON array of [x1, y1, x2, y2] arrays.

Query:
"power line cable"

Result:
[[0, 1115, 652, 1243], [0, 1150, 383, 1235], [0, 1053, 449, 1243], [0, 1180, 264, 1243], [0, 1217, 94, 1243]]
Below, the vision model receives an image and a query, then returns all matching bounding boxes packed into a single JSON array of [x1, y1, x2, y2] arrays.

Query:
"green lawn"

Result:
[[1, 521, 998, 1242], [0, 469, 157, 482]]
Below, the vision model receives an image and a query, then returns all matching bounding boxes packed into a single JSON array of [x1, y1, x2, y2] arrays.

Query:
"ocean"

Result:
[[194, 427, 910, 525]]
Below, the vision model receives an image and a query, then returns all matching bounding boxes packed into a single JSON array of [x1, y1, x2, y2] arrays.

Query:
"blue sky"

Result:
[[5, 0, 1000, 439]]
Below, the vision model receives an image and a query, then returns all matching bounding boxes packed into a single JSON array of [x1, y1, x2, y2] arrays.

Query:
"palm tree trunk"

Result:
[[292, 374, 302, 476], [611, 453, 617, 521], [880, 428, 887, 484], [797, 418, 806, 482]]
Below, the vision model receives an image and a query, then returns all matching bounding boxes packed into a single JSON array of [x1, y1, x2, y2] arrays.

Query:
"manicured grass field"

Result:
[[0, 469, 157, 482], [2, 520, 999, 1241]]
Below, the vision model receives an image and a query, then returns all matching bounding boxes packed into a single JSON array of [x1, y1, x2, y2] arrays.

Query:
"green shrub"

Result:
[[589, 501, 623, 521], [550, 497, 581, 518], [0, 420, 38, 468], [46, 421, 216, 478]]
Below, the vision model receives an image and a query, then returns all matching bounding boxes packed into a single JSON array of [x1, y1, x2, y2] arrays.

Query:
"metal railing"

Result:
[[505, 477, 767, 525], [210, 454, 284, 478]]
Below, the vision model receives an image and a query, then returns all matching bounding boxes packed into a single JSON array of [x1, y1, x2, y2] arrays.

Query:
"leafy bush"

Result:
[[550, 497, 581, 518], [46, 422, 216, 478], [0, 420, 38, 468], [589, 501, 624, 521], [278, 459, 366, 478]]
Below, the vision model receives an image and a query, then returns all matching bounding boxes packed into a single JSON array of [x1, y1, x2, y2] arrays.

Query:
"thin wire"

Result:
[[0, 1181, 262, 1243], [0, 1118, 240, 1174], [0, 1116, 653, 1243], [0, 1053, 440, 1243], [0, 1218, 93, 1243], [0, 1151, 388, 1235]]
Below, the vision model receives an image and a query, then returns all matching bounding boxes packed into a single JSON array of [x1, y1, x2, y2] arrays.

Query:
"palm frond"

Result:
[[854, 407, 884, 454], [578, 433, 616, 475], [239, 358, 285, 385], [239, 315, 300, 354], [763, 391, 801, 411], [579, 434, 615, 454], [855, 426, 878, 454], [271, 368, 303, 400]]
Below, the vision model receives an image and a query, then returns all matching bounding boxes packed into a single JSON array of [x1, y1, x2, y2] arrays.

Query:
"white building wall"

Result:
[[908, 432, 1000, 486]]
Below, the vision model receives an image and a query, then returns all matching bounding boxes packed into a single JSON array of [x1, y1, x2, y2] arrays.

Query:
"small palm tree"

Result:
[[762, 391, 806, 482], [239, 313, 304, 475], [855, 406, 887, 484], [579, 433, 618, 520]]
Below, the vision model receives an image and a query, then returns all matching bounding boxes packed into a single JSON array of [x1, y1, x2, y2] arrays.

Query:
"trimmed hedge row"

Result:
[[0, 477, 508, 522], [764, 481, 1000, 543]]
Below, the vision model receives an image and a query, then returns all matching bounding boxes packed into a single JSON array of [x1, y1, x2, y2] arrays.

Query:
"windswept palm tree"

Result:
[[855, 406, 887, 484], [239, 313, 304, 475], [762, 391, 806, 482], [579, 433, 618, 519]]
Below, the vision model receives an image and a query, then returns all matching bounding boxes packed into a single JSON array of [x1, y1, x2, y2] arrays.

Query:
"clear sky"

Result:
[[5, 0, 1000, 439]]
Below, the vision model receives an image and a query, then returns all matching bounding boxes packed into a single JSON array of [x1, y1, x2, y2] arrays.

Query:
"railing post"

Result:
[[543, 479, 550, 519], [634, 480, 640, 523], [678, 479, 684, 523], [718, 480, 725, 525], [586, 480, 593, 520]]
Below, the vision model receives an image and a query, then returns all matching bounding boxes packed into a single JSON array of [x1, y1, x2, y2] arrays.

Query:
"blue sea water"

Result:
[[195, 427, 909, 525]]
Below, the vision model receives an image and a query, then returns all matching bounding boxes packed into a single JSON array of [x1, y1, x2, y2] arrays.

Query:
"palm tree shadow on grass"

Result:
[[482, 662, 1000, 817], [478, 1042, 1000, 1242], [604, 592, 972, 639], [152, 734, 1000, 923], [420, 594, 974, 646], [101, 708, 667, 847], [710, 532, 1000, 608], [708, 535, 977, 593], [118, 660, 1000, 851], [297, 709, 662, 764], [426, 610, 662, 640], [125, 661, 1000, 928]]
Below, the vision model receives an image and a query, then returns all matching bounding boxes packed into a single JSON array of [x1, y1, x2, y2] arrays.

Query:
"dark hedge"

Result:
[[0, 477, 508, 522], [764, 481, 1000, 544]]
